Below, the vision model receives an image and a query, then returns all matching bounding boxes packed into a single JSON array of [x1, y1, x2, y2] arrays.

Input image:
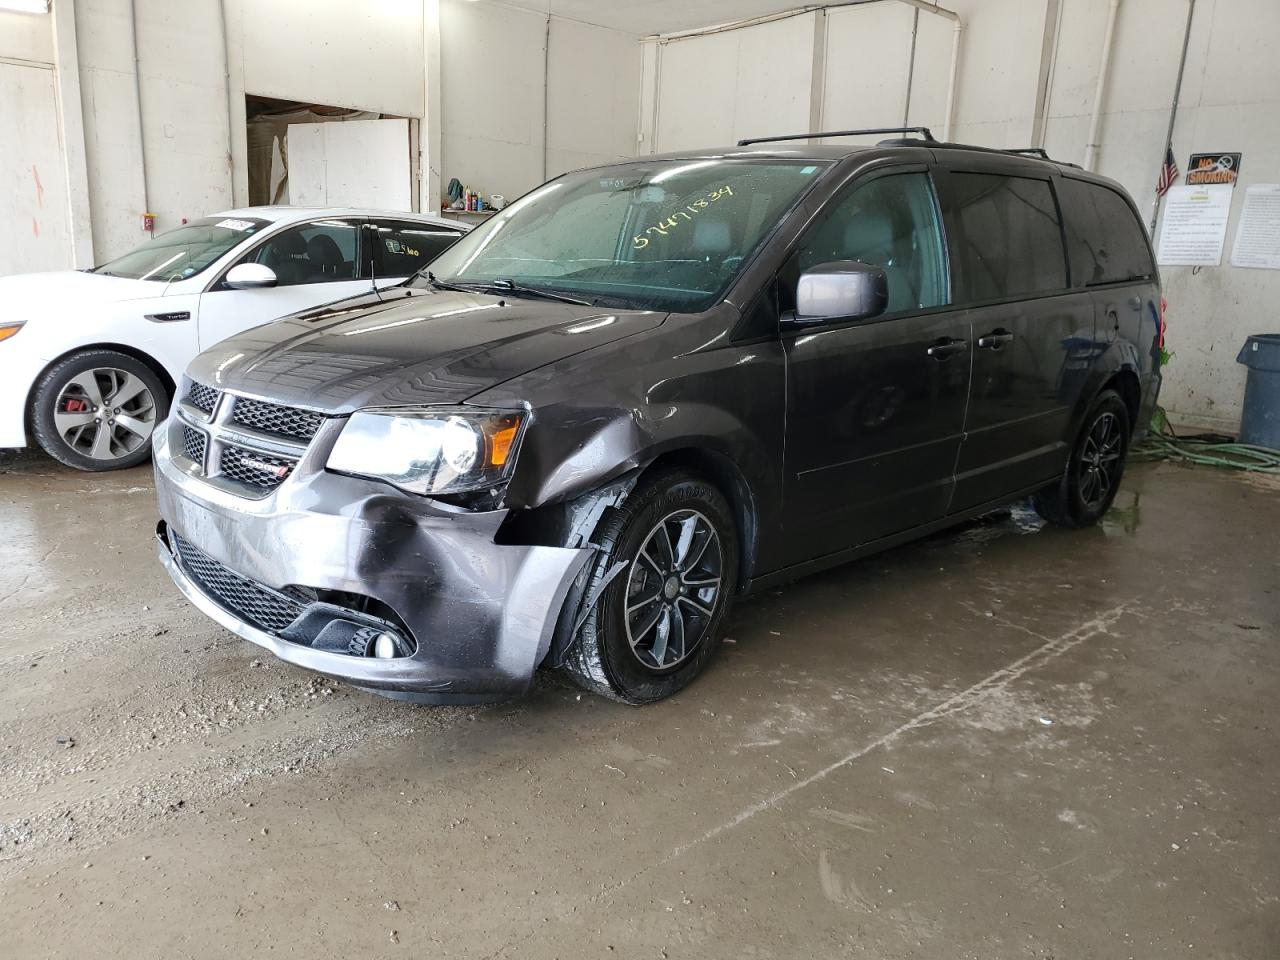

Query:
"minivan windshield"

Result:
[[417, 159, 829, 311], [92, 216, 269, 282]]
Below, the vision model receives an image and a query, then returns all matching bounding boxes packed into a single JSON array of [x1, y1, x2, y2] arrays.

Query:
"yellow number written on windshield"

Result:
[[632, 185, 735, 250]]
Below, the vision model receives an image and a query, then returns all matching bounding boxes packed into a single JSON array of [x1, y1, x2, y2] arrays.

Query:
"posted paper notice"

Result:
[[1230, 184, 1280, 270], [1157, 184, 1234, 266]]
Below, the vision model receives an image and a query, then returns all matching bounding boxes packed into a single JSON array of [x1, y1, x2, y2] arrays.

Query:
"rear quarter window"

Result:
[[1059, 179, 1155, 285], [375, 222, 464, 276]]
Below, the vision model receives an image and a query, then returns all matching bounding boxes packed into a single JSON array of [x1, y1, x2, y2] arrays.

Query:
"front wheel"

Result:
[[1033, 389, 1131, 528], [562, 468, 739, 704], [30, 350, 169, 471]]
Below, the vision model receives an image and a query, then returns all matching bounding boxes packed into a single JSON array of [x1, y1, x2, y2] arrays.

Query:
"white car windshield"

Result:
[[92, 216, 270, 282], [420, 159, 830, 312]]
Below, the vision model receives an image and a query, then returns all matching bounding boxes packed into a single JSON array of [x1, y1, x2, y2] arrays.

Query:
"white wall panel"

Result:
[[440, 0, 639, 202], [0, 61, 70, 275], [0, 10, 52, 64], [731, 14, 815, 146], [903, 10, 954, 134], [134, 0, 233, 224], [440, 0, 547, 201], [546, 17, 641, 177], [75, 0, 148, 264], [943, 0, 1046, 148], [821, 3, 914, 134], [287, 118, 412, 211], [655, 29, 739, 149], [654, 13, 815, 152], [240, 0, 426, 118]]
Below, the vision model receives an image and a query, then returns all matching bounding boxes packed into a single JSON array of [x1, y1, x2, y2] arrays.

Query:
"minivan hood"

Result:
[[187, 287, 666, 412]]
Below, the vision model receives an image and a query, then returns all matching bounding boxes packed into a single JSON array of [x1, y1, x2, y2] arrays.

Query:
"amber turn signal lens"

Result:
[[0, 324, 23, 343], [487, 418, 520, 467]]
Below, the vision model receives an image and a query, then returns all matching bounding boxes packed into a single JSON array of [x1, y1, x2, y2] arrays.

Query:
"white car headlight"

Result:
[[326, 407, 526, 496]]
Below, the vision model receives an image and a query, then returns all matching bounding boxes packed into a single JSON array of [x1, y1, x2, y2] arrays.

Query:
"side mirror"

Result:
[[224, 263, 278, 290], [790, 260, 888, 325]]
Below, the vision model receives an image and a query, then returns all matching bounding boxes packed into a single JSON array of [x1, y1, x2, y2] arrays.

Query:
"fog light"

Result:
[[348, 626, 405, 659]]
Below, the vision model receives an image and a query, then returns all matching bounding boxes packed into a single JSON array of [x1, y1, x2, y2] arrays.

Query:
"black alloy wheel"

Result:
[[624, 509, 724, 672], [563, 468, 739, 704], [1078, 410, 1123, 509], [1033, 388, 1131, 528]]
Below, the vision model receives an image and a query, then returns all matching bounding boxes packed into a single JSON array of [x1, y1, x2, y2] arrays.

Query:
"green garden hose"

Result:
[[1131, 407, 1280, 472]]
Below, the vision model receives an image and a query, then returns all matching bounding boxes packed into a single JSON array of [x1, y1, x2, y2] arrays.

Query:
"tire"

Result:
[[562, 468, 739, 704], [30, 350, 169, 472], [1033, 389, 1131, 528]]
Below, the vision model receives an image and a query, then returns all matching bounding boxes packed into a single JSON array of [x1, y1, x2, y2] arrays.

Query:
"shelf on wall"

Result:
[[440, 209, 499, 221]]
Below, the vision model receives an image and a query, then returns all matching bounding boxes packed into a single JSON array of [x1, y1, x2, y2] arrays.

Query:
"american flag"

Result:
[[1156, 147, 1179, 196]]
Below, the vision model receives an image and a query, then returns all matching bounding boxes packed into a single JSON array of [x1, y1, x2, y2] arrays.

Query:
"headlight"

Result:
[[326, 406, 525, 496], [0, 322, 24, 343]]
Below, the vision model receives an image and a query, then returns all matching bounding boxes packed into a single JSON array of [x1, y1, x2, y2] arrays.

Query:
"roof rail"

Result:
[[1001, 146, 1082, 168], [737, 126, 935, 147]]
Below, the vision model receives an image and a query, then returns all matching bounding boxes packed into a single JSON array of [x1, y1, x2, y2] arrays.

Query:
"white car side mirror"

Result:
[[225, 263, 278, 290]]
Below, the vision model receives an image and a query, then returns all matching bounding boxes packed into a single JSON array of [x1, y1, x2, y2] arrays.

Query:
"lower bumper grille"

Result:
[[171, 532, 305, 634]]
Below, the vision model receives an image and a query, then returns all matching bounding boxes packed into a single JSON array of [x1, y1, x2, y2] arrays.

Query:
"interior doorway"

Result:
[[244, 95, 417, 211]]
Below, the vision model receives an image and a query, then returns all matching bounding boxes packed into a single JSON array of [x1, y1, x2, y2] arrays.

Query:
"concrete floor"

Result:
[[0, 449, 1276, 959]]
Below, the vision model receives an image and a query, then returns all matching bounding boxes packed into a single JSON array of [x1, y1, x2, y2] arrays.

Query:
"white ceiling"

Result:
[[498, 0, 807, 36]]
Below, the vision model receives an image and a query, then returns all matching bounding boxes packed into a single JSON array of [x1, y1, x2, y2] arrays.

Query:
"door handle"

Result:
[[977, 329, 1014, 349], [927, 337, 967, 359], [1107, 308, 1120, 330]]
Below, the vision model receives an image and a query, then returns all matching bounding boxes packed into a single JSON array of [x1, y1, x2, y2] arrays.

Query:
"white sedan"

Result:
[[0, 206, 467, 470]]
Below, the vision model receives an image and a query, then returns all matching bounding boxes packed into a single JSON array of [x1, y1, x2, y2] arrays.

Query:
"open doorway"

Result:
[[245, 95, 418, 211]]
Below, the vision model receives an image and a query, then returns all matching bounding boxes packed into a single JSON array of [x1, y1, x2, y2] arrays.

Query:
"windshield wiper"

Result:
[[425, 271, 473, 293], [426, 273, 594, 306], [482, 278, 593, 306]]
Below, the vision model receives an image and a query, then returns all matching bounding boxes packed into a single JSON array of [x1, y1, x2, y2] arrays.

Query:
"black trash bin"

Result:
[[1236, 334, 1280, 449]]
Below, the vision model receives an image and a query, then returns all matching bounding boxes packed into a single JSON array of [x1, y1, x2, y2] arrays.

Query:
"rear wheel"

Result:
[[562, 468, 739, 704], [1033, 389, 1130, 528], [30, 350, 168, 471]]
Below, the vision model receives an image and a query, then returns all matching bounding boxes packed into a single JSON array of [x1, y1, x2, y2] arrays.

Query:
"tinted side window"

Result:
[[1059, 179, 1154, 285], [374, 222, 463, 277], [247, 220, 361, 287], [792, 172, 949, 314], [952, 173, 1066, 301]]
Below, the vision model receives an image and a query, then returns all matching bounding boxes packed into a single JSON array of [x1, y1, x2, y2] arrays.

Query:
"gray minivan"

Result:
[[153, 127, 1163, 705]]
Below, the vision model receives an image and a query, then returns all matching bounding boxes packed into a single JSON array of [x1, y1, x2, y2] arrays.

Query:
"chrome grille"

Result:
[[173, 391, 320, 498], [181, 426, 207, 466], [171, 532, 305, 634], [218, 444, 297, 490], [231, 396, 324, 441], [187, 381, 220, 414]]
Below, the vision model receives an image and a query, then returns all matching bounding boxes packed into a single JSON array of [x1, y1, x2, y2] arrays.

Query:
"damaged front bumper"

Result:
[[152, 417, 591, 703]]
